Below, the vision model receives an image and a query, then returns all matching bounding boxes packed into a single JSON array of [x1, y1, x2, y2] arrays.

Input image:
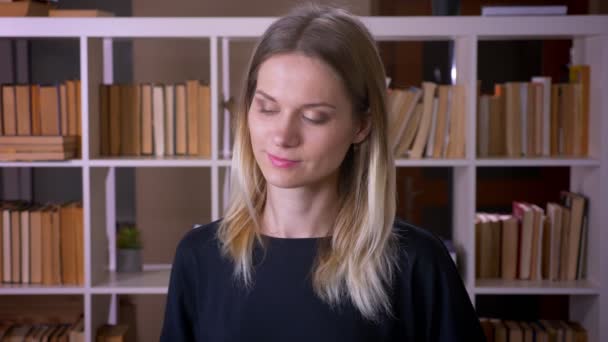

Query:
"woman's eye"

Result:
[[303, 113, 328, 124]]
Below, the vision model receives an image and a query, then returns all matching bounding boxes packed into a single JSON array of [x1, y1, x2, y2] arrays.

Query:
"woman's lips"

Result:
[[268, 153, 299, 168]]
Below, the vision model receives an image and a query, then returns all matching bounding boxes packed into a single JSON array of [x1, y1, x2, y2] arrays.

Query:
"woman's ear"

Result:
[[353, 113, 372, 144]]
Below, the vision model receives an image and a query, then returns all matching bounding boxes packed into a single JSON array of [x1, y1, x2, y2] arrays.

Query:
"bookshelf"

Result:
[[0, 16, 606, 341]]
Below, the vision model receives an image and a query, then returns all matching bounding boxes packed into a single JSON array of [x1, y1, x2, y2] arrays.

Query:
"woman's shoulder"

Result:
[[175, 219, 223, 257], [392, 217, 454, 269]]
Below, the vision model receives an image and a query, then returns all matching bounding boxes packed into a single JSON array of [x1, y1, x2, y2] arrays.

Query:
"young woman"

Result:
[[161, 4, 485, 341]]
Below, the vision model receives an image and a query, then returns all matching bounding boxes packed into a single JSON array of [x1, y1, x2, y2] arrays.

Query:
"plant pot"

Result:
[[117, 248, 142, 273]]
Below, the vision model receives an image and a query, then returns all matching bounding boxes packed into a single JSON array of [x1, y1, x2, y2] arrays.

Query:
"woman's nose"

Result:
[[272, 112, 301, 148]]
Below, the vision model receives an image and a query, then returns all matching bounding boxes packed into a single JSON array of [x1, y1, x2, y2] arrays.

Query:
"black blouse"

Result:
[[160, 218, 486, 341]]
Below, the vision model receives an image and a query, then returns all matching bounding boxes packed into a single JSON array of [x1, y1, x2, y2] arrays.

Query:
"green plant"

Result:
[[117, 224, 142, 249]]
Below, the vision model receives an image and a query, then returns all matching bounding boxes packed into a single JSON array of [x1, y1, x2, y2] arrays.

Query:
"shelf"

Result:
[[0, 160, 84, 167], [91, 269, 170, 294], [0, 16, 606, 39], [88, 157, 215, 168], [476, 158, 601, 167], [0, 284, 85, 295], [475, 279, 599, 295], [394, 159, 469, 167]]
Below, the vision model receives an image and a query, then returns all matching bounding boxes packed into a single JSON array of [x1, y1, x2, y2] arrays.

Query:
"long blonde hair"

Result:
[[218, 4, 398, 322]]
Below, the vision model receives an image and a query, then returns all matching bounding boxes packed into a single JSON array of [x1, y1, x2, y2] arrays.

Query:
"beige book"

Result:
[[174, 84, 187, 155], [186, 80, 200, 155], [446, 84, 466, 158], [432, 85, 450, 158], [29, 208, 42, 284], [39, 85, 61, 136], [529, 204, 545, 281], [395, 103, 423, 157], [488, 95, 506, 156], [30, 84, 41, 135], [477, 94, 490, 158], [60, 83, 68, 135], [531, 76, 552, 156], [560, 84, 574, 156], [75, 204, 84, 285], [500, 215, 518, 280], [153, 85, 166, 157], [386, 89, 411, 150], [15, 85, 31, 136], [525, 83, 535, 157], [76, 80, 82, 137], [569, 65, 589, 156], [51, 207, 62, 285], [99, 85, 110, 156], [561, 191, 586, 281], [10, 209, 20, 283], [132, 85, 142, 156], [164, 84, 175, 156], [409, 82, 437, 159], [550, 84, 560, 156], [505, 82, 522, 157], [533, 82, 544, 157], [2, 209, 11, 283], [559, 207, 571, 281], [20, 210, 29, 284], [572, 83, 584, 157], [60, 204, 76, 285], [66, 80, 78, 136], [109, 84, 121, 156], [141, 84, 153, 155], [41, 207, 53, 285], [199, 83, 212, 158], [546, 203, 563, 281], [2, 85, 16, 135], [513, 201, 534, 279]]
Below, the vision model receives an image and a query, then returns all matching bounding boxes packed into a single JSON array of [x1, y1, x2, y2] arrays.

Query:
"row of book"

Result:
[[0, 81, 81, 137], [0, 81, 81, 161], [99, 81, 211, 158], [477, 65, 589, 158], [0, 201, 84, 286], [479, 318, 587, 342], [0, 316, 84, 342], [475, 191, 588, 281], [387, 82, 466, 159]]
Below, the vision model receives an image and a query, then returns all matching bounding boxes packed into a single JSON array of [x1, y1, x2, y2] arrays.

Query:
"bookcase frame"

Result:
[[0, 16, 606, 341]]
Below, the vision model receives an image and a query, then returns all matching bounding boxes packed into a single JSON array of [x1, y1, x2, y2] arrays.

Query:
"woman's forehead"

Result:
[[255, 53, 347, 103]]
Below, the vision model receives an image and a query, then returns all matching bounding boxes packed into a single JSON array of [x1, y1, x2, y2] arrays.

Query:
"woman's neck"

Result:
[[260, 181, 340, 239]]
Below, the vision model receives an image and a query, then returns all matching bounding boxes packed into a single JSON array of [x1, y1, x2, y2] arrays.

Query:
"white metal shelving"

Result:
[[0, 16, 606, 342]]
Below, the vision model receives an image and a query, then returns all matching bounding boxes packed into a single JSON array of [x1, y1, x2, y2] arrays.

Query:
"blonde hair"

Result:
[[218, 4, 398, 322]]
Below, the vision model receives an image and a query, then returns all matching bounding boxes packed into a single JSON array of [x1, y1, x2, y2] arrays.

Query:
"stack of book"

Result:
[[475, 191, 588, 282], [477, 65, 589, 158], [0, 201, 84, 286], [0, 316, 84, 342], [99, 81, 211, 158], [97, 324, 128, 342], [387, 82, 467, 159], [0, 81, 81, 161], [479, 318, 587, 342]]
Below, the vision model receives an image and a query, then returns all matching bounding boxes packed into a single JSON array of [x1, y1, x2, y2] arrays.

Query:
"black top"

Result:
[[160, 218, 486, 341]]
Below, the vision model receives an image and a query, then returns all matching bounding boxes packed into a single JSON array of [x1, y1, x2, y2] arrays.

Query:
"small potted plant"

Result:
[[116, 223, 142, 273]]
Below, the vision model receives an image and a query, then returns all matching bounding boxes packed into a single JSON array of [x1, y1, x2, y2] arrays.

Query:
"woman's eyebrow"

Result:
[[255, 89, 336, 109]]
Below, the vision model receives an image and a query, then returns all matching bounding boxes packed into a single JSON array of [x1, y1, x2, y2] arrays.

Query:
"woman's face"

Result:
[[248, 52, 369, 190]]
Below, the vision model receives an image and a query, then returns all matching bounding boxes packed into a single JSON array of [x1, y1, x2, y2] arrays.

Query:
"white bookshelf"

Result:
[[0, 16, 606, 341]]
